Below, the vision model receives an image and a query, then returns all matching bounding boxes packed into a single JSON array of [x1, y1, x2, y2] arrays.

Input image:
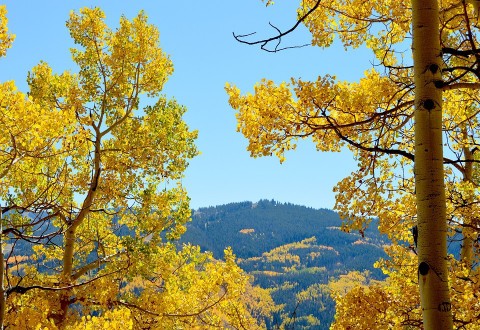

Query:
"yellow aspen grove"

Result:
[[412, 0, 453, 327], [227, 0, 480, 328], [1, 7, 272, 329]]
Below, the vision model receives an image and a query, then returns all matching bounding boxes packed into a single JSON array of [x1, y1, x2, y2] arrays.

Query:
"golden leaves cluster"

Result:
[[0, 5, 14, 58]]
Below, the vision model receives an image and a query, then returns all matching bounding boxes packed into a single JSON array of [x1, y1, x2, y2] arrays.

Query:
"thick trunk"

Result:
[[412, 0, 453, 329], [62, 228, 76, 279], [56, 227, 76, 328]]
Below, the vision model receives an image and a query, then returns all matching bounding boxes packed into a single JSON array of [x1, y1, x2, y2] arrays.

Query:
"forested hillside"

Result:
[[179, 200, 390, 329]]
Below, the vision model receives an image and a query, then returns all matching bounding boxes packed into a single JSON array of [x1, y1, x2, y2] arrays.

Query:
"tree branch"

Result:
[[71, 251, 125, 281], [441, 82, 480, 90], [442, 47, 480, 57], [233, 0, 322, 52], [322, 109, 416, 161]]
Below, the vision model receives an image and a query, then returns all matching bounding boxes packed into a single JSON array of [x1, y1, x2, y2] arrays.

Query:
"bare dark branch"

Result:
[[233, 0, 322, 52]]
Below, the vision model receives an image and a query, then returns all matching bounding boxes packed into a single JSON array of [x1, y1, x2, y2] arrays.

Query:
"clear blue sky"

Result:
[[0, 1, 373, 210]]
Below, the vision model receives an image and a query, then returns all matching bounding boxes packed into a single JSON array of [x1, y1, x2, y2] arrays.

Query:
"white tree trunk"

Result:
[[412, 0, 453, 328]]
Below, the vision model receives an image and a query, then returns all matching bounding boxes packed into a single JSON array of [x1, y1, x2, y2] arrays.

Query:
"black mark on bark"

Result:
[[419, 262, 430, 275], [438, 302, 451, 312]]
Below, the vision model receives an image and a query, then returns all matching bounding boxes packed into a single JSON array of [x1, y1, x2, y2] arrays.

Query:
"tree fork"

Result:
[[412, 0, 453, 328]]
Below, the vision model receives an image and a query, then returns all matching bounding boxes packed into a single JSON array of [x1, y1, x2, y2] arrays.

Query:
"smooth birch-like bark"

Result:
[[412, 0, 453, 328]]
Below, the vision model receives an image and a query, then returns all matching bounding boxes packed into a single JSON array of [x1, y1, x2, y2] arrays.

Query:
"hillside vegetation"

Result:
[[179, 200, 390, 329]]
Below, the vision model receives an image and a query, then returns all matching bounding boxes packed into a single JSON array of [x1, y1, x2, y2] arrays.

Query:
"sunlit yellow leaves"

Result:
[[330, 247, 420, 329], [227, 68, 414, 169], [109, 245, 269, 329], [6, 288, 60, 330], [0, 79, 75, 212], [226, 79, 299, 163], [22, 7, 198, 218], [300, 0, 410, 63], [331, 244, 480, 328], [0, 5, 14, 58], [67, 7, 173, 108], [449, 260, 480, 327], [71, 309, 133, 330]]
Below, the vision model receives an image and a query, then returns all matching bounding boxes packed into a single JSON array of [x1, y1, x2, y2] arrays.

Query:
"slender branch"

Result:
[[2, 228, 63, 242], [319, 107, 465, 173], [7, 273, 107, 296], [442, 47, 480, 57], [6, 257, 131, 297], [327, 112, 415, 161], [163, 285, 228, 318], [233, 0, 322, 52], [441, 82, 480, 90], [105, 285, 229, 320], [71, 251, 125, 281]]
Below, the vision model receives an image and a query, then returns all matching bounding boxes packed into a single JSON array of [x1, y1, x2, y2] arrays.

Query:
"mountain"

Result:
[[178, 200, 390, 329]]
